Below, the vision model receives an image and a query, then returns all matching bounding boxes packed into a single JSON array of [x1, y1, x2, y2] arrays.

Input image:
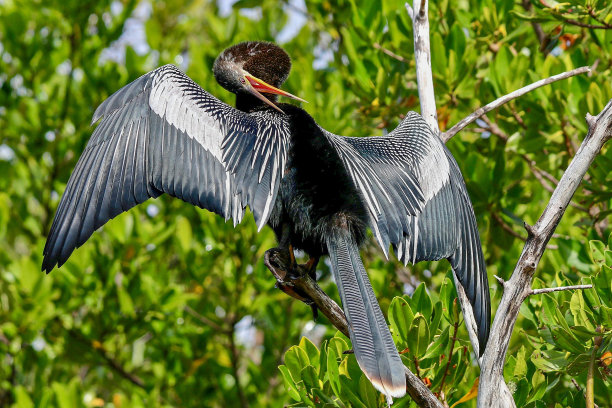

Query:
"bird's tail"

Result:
[[327, 232, 406, 401]]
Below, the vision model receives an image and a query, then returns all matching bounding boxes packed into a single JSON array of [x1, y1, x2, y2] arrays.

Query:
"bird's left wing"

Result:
[[326, 112, 490, 352], [42, 65, 291, 272]]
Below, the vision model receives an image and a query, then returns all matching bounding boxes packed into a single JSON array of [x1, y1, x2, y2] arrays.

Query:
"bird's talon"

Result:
[[310, 304, 319, 320]]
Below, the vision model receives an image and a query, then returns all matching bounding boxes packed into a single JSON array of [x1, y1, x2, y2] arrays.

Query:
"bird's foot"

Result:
[[264, 247, 319, 320], [304, 256, 319, 280]]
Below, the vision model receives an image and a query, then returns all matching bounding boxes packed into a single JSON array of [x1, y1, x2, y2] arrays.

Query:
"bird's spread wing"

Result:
[[327, 111, 490, 350], [43, 65, 291, 272]]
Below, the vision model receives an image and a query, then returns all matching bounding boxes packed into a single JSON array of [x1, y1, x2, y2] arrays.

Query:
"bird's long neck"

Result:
[[235, 93, 278, 113]]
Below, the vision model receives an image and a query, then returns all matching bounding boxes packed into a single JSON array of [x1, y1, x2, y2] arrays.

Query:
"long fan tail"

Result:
[[327, 233, 406, 400]]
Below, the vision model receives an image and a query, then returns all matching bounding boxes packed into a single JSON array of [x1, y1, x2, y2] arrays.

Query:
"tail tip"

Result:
[[369, 376, 407, 403]]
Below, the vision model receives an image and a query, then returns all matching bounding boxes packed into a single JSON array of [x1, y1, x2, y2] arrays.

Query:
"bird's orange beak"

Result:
[[244, 74, 307, 113]]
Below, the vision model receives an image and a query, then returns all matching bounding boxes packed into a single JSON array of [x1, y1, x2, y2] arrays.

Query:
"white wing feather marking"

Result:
[[146, 66, 290, 229], [148, 69, 225, 161]]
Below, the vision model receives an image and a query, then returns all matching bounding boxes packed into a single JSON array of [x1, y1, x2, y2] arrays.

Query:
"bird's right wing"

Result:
[[43, 65, 291, 272], [326, 112, 490, 353]]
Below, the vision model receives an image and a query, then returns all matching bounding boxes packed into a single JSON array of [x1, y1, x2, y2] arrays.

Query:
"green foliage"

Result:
[[0, 0, 610, 407], [280, 276, 480, 407], [515, 237, 612, 407]]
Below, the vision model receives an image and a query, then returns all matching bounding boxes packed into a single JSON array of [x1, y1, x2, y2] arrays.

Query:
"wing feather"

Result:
[[327, 111, 491, 353], [43, 65, 291, 272]]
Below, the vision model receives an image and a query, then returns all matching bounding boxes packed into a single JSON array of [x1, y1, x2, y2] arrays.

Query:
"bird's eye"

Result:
[[240, 77, 246, 84]]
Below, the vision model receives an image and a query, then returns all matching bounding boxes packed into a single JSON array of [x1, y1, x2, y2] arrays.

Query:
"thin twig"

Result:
[[491, 212, 559, 249], [529, 284, 592, 295], [442, 66, 591, 142], [436, 318, 459, 398], [373, 42, 409, 63], [478, 116, 589, 213], [414, 357, 421, 378], [67, 328, 146, 389], [560, 17, 611, 30], [572, 378, 600, 408], [184, 305, 229, 334], [587, 7, 611, 28]]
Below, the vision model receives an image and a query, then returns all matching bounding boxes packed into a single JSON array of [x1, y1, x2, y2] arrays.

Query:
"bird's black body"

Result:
[[269, 104, 369, 257], [42, 41, 491, 402]]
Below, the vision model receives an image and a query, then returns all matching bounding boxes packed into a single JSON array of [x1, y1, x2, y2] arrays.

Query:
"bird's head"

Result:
[[213, 41, 306, 112]]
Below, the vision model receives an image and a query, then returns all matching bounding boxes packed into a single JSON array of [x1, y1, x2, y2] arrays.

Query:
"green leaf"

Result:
[[407, 314, 429, 357], [318, 340, 328, 381], [175, 215, 193, 252], [429, 300, 443, 335], [410, 283, 433, 321], [422, 326, 450, 360], [299, 337, 321, 373], [531, 351, 566, 372], [279, 365, 302, 401], [513, 346, 528, 378], [117, 285, 135, 317], [439, 277, 455, 321], [550, 326, 587, 354], [513, 377, 530, 407], [339, 376, 368, 408], [51, 380, 79, 408], [285, 345, 310, 382], [358, 374, 378, 408], [326, 345, 342, 397], [514, 346, 527, 378], [14, 386, 34, 408], [593, 265, 612, 304], [447, 23, 467, 61], [569, 291, 595, 331], [301, 365, 320, 389], [590, 240, 606, 264], [388, 296, 414, 347], [566, 353, 591, 376], [526, 370, 547, 403]]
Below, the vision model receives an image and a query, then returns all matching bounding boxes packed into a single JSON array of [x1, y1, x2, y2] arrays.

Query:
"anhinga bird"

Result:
[[42, 41, 490, 401]]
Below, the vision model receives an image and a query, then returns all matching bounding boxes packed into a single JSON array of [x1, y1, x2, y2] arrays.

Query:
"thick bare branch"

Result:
[[529, 284, 593, 295], [477, 100, 612, 408], [442, 66, 591, 142], [406, 0, 438, 134]]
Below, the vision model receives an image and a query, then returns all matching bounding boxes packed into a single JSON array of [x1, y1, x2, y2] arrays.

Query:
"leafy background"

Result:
[[0, 0, 610, 407]]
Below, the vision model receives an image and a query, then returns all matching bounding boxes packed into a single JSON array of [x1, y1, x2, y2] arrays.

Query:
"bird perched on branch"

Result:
[[42, 41, 490, 401]]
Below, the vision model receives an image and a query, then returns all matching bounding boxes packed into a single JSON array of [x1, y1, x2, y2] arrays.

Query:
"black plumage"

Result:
[[42, 41, 490, 401]]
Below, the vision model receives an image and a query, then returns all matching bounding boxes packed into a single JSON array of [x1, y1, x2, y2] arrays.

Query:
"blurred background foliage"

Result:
[[0, 0, 610, 407]]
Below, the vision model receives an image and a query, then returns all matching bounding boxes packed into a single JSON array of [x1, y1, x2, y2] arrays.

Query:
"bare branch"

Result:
[[477, 100, 612, 408], [442, 66, 591, 142], [406, 0, 439, 133], [263, 248, 445, 408], [529, 284, 593, 295]]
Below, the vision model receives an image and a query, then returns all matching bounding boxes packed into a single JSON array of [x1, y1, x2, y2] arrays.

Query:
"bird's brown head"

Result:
[[213, 41, 305, 112]]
